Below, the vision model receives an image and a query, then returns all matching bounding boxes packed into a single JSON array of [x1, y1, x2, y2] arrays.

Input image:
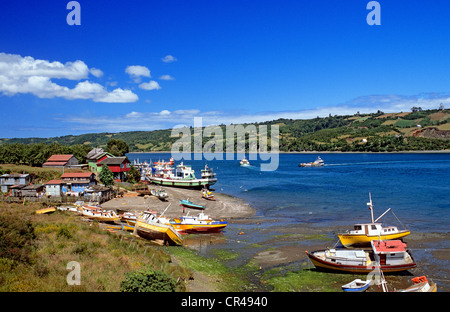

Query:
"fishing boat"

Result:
[[81, 206, 120, 223], [397, 276, 437, 292], [121, 211, 139, 225], [134, 210, 183, 246], [201, 188, 216, 201], [179, 199, 206, 211], [337, 193, 410, 247], [305, 239, 416, 273], [341, 279, 371, 292], [150, 188, 169, 201], [299, 156, 324, 167], [147, 162, 217, 189], [240, 156, 250, 166], [36, 207, 56, 214], [169, 211, 228, 234]]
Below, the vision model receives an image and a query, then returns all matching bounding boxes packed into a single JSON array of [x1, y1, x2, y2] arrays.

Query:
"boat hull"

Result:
[[135, 219, 183, 246], [305, 250, 416, 273], [150, 177, 217, 189], [338, 230, 411, 247], [170, 221, 228, 234]]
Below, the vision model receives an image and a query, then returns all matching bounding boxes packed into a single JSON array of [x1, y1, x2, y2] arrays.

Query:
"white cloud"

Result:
[[159, 74, 175, 80], [0, 52, 138, 103], [139, 80, 161, 90], [125, 65, 151, 82], [58, 92, 450, 132], [90, 67, 103, 78], [161, 55, 177, 63]]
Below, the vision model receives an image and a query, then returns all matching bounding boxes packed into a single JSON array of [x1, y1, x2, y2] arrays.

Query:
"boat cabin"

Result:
[[349, 223, 401, 236], [371, 240, 413, 266], [175, 163, 196, 180]]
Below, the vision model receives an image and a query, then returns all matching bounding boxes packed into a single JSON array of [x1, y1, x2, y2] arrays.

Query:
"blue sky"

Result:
[[1, 0, 450, 138]]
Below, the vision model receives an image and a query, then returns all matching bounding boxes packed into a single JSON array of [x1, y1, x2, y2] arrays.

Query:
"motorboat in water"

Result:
[[299, 156, 324, 167]]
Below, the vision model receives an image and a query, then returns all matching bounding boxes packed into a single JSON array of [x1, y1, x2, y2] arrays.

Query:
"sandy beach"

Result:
[[101, 185, 256, 219]]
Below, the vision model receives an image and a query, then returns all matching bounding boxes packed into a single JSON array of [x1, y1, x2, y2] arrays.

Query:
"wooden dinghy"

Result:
[[134, 210, 183, 246]]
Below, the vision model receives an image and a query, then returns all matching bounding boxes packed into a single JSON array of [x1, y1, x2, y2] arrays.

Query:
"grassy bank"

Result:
[[0, 202, 246, 292]]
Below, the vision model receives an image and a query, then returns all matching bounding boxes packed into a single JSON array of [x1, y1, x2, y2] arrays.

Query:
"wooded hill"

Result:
[[1, 108, 449, 153]]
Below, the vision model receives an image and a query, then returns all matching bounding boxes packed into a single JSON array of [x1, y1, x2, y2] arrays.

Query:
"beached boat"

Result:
[[121, 211, 139, 225], [134, 210, 183, 246], [341, 279, 371, 292], [397, 276, 437, 292], [169, 212, 228, 234], [150, 188, 168, 201], [36, 207, 56, 214], [81, 206, 120, 223], [299, 156, 324, 167], [147, 162, 217, 189], [305, 239, 416, 273], [201, 188, 216, 201], [240, 157, 250, 166], [179, 199, 206, 211], [337, 194, 410, 247]]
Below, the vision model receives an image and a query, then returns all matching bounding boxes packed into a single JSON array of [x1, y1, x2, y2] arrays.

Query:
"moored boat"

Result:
[[81, 206, 120, 223], [179, 199, 206, 211], [147, 162, 217, 189], [134, 210, 183, 246], [169, 212, 228, 234], [201, 188, 216, 201], [299, 156, 324, 167], [150, 188, 169, 201], [337, 193, 410, 247], [305, 239, 416, 273], [341, 279, 371, 292], [397, 276, 437, 292]]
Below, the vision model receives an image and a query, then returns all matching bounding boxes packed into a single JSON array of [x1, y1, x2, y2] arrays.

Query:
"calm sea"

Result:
[[126, 152, 450, 233]]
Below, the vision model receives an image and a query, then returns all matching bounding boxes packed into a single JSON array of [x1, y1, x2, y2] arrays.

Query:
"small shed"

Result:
[[45, 180, 62, 197], [21, 184, 44, 197]]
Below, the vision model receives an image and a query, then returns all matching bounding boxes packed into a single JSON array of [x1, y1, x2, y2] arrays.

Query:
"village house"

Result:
[[21, 184, 44, 197], [0, 173, 32, 193], [97, 156, 131, 181], [60, 172, 97, 196], [45, 179, 63, 197], [43, 154, 79, 169], [86, 148, 114, 173]]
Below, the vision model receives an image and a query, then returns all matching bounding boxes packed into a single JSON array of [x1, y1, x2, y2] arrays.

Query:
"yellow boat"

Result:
[[36, 207, 56, 214], [337, 193, 410, 247], [169, 212, 227, 234], [134, 211, 183, 246]]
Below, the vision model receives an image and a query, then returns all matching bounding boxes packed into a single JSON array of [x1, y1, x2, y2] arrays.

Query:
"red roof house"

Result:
[[43, 154, 79, 168]]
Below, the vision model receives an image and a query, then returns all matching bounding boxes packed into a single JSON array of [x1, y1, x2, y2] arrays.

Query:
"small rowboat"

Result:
[[36, 207, 56, 214], [341, 279, 371, 292]]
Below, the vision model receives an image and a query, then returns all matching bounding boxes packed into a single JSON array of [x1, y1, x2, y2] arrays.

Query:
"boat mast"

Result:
[[367, 192, 374, 223], [374, 208, 391, 223]]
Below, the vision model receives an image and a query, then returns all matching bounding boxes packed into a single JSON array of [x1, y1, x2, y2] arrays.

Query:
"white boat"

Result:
[[81, 205, 120, 223], [397, 276, 437, 292], [305, 239, 416, 273], [299, 156, 324, 167], [341, 279, 371, 292], [240, 157, 250, 166], [337, 193, 410, 247], [147, 162, 217, 189]]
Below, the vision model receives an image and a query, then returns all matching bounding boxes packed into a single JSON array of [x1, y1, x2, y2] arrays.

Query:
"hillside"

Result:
[[1, 109, 449, 153]]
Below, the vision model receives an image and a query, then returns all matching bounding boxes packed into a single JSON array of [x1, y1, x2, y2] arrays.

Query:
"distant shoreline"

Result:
[[127, 150, 450, 154]]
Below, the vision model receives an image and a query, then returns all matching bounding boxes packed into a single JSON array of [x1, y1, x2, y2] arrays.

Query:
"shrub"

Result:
[[120, 267, 177, 292]]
